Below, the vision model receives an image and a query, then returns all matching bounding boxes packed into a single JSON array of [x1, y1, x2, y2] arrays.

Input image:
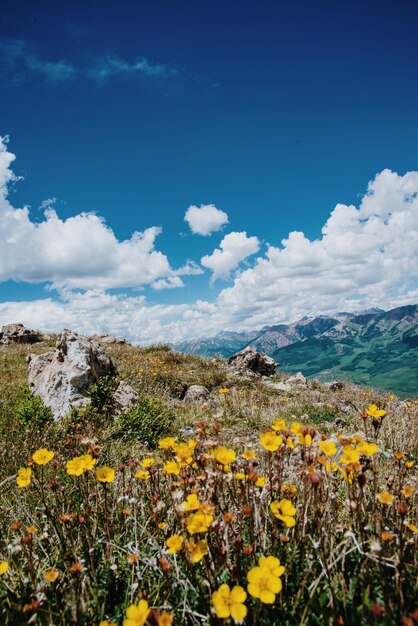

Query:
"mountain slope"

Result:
[[175, 305, 418, 396]]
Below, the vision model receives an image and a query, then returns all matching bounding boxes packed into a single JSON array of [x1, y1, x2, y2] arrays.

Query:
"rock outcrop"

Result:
[[1, 323, 41, 345], [227, 347, 277, 377], [28, 329, 115, 420], [97, 334, 129, 346], [183, 385, 211, 404], [263, 371, 307, 392], [112, 380, 138, 413]]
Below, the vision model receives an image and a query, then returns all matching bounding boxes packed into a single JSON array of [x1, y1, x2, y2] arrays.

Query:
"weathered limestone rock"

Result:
[[325, 380, 345, 391], [98, 334, 128, 346], [227, 347, 277, 377], [28, 329, 114, 419], [286, 372, 307, 386], [183, 385, 211, 404], [1, 323, 41, 345], [112, 380, 138, 413]]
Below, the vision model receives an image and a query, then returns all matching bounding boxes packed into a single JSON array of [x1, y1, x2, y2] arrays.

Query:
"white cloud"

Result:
[[201, 231, 260, 281], [0, 137, 183, 290], [184, 203, 229, 236]]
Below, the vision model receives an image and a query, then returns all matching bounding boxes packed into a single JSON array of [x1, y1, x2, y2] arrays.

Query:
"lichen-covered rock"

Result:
[[227, 347, 277, 377], [1, 323, 41, 345], [183, 385, 211, 404], [28, 329, 114, 420], [326, 380, 345, 391], [286, 372, 307, 386], [112, 380, 138, 413], [98, 334, 129, 345]]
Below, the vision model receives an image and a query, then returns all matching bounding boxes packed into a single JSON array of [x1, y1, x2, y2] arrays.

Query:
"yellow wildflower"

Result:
[[135, 469, 150, 480], [186, 511, 213, 534], [180, 493, 200, 511], [212, 584, 247, 622], [43, 568, 59, 582], [79, 454, 96, 470], [401, 485, 415, 498], [234, 472, 246, 480], [214, 446, 236, 466], [319, 440, 337, 457], [163, 460, 180, 475], [96, 467, 116, 483], [247, 565, 282, 604], [158, 437, 177, 450], [298, 433, 312, 446], [290, 422, 302, 435], [66, 457, 86, 476], [123, 599, 150, 626], [32, 448, 54, 465], [157, 612, 173, 626], [260, 431, 282, 452], [256, 476, 267, 487], [16, 467, 32, 488], [166, 534, 184, 554], [377, 491, 394, 505], [340, 446, 360, 465], [366, 404, 387, 419], [272, 418, 286, 432], [242, 449, 255, 461], [258, 555, 285, 578], [140, 457, 155, 468], [0, 561, 9, 575], [356, 442, 378, 457], [218, 387, 229, 394], [270, 499, 296, 527], [406, 523, 418, 533], [185, 538, 208, 563]]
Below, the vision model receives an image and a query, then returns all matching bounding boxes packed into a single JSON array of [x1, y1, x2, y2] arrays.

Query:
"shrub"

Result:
[[114, 394, 174, 445], [14, 386, 53, 429]]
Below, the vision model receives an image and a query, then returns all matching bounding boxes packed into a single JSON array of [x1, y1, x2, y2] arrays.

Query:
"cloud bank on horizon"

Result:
[[1, 136, 418, 344]]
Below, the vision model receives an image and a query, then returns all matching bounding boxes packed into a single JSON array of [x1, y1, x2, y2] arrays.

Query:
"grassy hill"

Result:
[[0, 339, 417, 625]]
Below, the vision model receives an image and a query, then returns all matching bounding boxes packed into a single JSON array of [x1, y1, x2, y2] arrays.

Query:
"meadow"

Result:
[[0, 340, 417, 625]]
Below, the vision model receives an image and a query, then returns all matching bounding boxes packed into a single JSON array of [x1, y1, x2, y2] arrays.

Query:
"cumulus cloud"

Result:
[[201, 231, 261, 281], [184, 203, 229, 236], [0, 137, 183, 290]]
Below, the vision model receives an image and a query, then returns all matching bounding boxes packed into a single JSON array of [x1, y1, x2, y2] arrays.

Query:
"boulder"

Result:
[[227, 347, 277, 377], [112, 380, 138, 413], [1, 323, 41, 345], [98, 334, 128, 345], [183, 385, 211, 404], [325, 380, 345, 391], [286, 372, 307, 386], [28, 329, 114, 420]]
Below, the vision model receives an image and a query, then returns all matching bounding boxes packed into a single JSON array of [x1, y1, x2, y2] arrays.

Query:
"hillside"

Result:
[[0, 334, 417, 625], [176, 305, 418, 396]]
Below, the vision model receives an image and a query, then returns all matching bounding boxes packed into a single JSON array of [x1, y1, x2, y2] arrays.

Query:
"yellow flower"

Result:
[[16, 467, 32, 488], [27, 525, 38, 534], [66, 457, 86, 476], [377, 491, 394, 505], [270, 499, 296, 527], [43, 568, 59, 582], [366, 404, 387, 419], [406, 523, 418, 533], [256, 476, 267, 487], [96, 467, 116, 483], [32, 448, 54, 465], [340, 446, 360, 465], [356, 442, 378, 457], [272, 418, 286, 432], [0, 561, 9, 575], [135, 469, 150, 480], [140, 457, 155, 468], [78, 454, 96, 470], [180, 493, 200, 511], [218, 387, 230, 394], [158, 437, 177, 449], [212, 584, 247, 622], [163, 460, 180, 475], [185, 538, 208, 563], [405, 461, 415, 469], [99, 621, 117, 626], [281, 483, 297, 495], [260, 431, 282, 452], [186, 511, 213, 534], [319, 440, 337, 457], [166, 534, 184, 554], [157, 611, 173, 626], [214, 446, 236, 466], [247, 565, 282, 604], [298, 433, 312, 446], [234, 472, 246, 480], [123, 599, 150, 626], [401, 485, 415, 498], [286, 436, 295, 450], [173, 441, 196, 462], [290, 421, 302, 435], [258, 556, 285, 578], [242, 449, 255, 461], [127, 554, 139, 564]]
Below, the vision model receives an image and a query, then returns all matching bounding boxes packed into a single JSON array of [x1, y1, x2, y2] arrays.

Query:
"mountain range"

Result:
[[175, 304, 418, 397]]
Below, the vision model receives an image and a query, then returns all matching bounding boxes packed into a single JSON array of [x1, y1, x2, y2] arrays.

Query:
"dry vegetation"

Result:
[[0, 340, 417, 626]]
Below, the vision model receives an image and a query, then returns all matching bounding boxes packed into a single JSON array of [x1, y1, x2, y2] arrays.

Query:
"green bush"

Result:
[[89, 374, 118, 415], [14, 386, 53, 429], [115, 394, 174, 445]]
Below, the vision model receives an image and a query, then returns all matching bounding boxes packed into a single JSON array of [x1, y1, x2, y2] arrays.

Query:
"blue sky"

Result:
[[1, 0, 418, 343]]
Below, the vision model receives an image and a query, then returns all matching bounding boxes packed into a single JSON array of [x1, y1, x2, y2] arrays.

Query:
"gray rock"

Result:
[[98, 334, 128, 345], [325, 380, 345, 391], [28, 329, 114, 420], [227, 347, 277, 377], [286, 372, 307, 386], [111, 380, 138, 413], [1, 323, 41, 345], [263, 379, 292, 392], [183, 385, 211, 404]]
